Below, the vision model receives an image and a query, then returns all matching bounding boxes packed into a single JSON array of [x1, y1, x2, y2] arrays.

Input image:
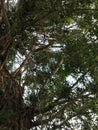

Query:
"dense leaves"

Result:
[[0, 0, 98, 130]]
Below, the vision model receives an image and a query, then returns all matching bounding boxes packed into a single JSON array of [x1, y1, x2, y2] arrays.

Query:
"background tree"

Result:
[[0, 0, 98, 129]]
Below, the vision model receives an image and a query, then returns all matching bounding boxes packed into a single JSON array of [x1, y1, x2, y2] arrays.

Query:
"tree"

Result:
[[0, 0, 98, 129]]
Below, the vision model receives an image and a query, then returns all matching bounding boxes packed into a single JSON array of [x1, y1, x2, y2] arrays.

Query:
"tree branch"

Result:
[[40, 57, 64, 88], [14, 43, 53, 77], [32, 94, 88, 127], [0, 0, 10, 31]]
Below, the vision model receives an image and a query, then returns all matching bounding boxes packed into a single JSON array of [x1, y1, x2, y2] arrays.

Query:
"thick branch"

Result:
[[14, 43, 53, 77]]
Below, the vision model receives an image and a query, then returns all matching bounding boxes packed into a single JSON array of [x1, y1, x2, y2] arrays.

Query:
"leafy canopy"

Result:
[[0, 0, 98, 129]]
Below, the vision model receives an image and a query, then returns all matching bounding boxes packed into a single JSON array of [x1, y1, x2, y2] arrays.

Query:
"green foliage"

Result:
[[1, 0, 98, 129]]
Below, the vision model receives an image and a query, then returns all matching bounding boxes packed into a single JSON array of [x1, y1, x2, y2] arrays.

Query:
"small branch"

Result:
[[71, 72, 87, 89], [35, 43, 54, 52], [53, 58, 64, 75], [74, 8, 98, 11], [43, 57, 64, 87]]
